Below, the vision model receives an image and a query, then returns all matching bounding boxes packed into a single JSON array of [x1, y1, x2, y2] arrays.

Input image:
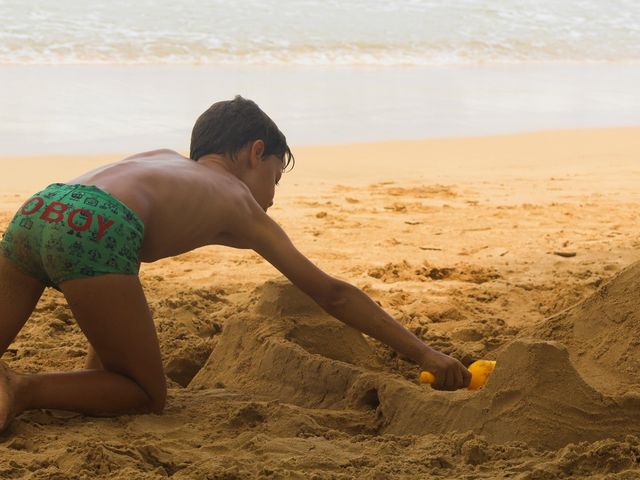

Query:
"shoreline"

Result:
[[1, 63, 640, 155]]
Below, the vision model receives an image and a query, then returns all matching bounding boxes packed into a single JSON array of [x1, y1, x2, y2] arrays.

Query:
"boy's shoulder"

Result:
[[208, 184, 269, 250], [123, 148, 183, 161]]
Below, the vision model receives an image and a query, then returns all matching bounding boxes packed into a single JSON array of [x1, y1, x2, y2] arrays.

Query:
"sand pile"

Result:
[[190, 280, 384, 410], [190, 278, 640, 450], [529, 260, 640, 396]]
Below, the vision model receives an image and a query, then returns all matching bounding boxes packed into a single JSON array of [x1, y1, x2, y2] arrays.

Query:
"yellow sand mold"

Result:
[[419, 360, 497, 390]]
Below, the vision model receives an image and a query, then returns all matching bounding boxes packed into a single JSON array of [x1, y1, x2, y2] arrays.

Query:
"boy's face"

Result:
[[240, 147, 283, 212]]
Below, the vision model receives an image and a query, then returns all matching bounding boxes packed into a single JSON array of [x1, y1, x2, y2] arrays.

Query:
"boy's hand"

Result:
[[419, 348, 471, 391]]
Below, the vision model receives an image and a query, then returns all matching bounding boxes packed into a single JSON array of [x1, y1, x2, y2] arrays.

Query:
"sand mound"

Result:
[[190, 279, 383, 409], [529, 260, 640, 395], [191, 278, 640, 450]]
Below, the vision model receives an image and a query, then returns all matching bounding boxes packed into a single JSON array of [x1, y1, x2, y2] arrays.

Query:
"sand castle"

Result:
[[190, 261, 640, 450]]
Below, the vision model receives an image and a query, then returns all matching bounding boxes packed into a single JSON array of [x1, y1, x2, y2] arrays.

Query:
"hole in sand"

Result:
[[358, 389, 380, 410]]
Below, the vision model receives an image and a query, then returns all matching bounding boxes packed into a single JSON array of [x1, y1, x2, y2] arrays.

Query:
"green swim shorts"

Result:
[[0, 183, 144, 290]]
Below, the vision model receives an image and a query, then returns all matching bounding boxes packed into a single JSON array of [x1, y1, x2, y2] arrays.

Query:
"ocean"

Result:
[[0, 0, 639, 154], [1, 0, 639, 66]]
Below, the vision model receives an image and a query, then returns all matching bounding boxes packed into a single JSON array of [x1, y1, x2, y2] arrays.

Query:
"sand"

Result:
[[1, 127, 640, 479]]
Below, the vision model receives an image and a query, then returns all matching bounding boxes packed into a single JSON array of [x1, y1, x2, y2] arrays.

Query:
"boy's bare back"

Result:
[[69, 148, 277, 262]]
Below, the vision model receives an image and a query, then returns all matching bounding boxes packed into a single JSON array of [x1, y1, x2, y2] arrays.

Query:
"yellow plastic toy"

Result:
[[419, 360, 496, 390]]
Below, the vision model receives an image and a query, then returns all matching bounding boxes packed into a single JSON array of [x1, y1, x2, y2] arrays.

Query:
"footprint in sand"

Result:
[[367, 260, 500, 284]]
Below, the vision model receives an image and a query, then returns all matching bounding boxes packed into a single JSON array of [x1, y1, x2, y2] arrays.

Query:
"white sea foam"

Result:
[[0, 0, 639, 65]]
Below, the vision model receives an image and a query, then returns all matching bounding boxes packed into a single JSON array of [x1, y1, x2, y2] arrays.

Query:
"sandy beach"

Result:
[[0, 127, 639, 478]]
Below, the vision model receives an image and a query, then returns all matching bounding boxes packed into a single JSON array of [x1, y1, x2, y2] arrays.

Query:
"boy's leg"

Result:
[[3, 274, 166, 430], [0, 256, 46, 356], [0, 256, 45, 430], [84, 345, 103, 370]]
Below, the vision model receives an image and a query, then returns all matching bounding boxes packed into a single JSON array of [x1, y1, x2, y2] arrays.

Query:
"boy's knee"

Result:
[[115, 370, 166, 415], [143, 376, 167, 415], [147, 389, 167, 415], [136, 388, 166, 415]]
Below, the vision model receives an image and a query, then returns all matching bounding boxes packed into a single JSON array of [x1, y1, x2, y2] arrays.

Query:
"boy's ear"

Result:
[[248, 140, 265, 168]]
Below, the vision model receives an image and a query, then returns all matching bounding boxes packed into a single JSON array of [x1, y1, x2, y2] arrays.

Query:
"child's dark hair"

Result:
[[190, 95, 294, 171]]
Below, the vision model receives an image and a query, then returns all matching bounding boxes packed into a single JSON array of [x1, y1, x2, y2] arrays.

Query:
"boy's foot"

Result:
[[0, 360, 17, 433]]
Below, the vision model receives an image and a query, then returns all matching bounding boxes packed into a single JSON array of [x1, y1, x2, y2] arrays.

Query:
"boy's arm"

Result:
[[239, 203, 471, 391]]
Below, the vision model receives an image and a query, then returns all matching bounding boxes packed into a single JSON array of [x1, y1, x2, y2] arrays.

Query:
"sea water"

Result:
[[0, 0, 639, 153], [1, 0, 639, 66]]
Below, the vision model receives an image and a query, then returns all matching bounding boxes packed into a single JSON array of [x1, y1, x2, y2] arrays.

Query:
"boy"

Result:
[[0, 96, 470, 432]]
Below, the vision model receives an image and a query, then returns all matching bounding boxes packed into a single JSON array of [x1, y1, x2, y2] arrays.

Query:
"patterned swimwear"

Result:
[[0, 183, 144, 290]]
